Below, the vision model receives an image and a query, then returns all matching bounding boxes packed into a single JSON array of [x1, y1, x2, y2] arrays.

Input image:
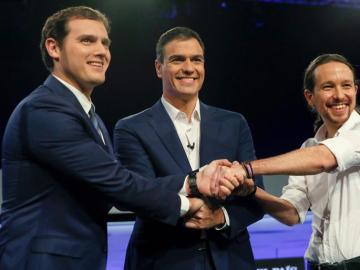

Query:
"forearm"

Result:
[[251, 145, 337, 176], [222, 196, 264, 238], [255, 187, 299, 226]]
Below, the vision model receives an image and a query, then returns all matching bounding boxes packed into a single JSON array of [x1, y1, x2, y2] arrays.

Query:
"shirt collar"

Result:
[[314, 110, 360, 141], [161, 96, 201, 123], [52, 74, 93, 115]]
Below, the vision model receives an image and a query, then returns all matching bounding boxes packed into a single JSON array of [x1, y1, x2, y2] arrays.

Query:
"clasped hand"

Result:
[[193, 160, 255, 200], [185, 160, 255, 229]]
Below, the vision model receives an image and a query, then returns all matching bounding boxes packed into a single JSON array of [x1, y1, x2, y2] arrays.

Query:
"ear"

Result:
[[304, 89, 314, 108], [45, 38, 61, 62], [155, 59, 162, 79]]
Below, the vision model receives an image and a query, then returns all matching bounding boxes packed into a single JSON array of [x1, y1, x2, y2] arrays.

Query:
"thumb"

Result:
[[232, 160, 240, 166]]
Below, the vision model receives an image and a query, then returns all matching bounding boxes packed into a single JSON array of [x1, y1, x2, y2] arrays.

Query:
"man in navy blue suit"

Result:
[[114, 27, 264, 270], [0, 8, 238, 270]]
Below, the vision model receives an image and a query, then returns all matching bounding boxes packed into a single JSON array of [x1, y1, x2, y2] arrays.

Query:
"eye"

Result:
[[81, 39, 92, 45], [322, 84, 333, 90], [102, 39, 111, 49], [169, 57, 184, 64], [192, 57, 204, 63]]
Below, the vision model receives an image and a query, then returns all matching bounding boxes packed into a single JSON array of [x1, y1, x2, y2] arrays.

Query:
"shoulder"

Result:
[[202, 103, 248, 125], [10, 84, 58, 116], [115, 106, 153, 130]]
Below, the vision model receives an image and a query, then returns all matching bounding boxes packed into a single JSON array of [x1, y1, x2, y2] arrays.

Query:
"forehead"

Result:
[[163, 38, 204, 57], [66, 18, 108, 37], [314, 61, 354, 84]]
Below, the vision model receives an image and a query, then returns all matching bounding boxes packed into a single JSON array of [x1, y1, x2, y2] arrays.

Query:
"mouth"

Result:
[[327, 102, 349, 115], [87, 61, 105, 68], [176, 77, 198, 83]]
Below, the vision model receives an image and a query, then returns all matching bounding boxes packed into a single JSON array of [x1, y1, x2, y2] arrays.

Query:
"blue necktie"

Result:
[[89, 105, 104, 142]]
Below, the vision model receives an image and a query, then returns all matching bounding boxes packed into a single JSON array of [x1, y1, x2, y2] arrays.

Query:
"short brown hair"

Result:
[[40, 6, 110, 71], [156, 26, 205, 63]]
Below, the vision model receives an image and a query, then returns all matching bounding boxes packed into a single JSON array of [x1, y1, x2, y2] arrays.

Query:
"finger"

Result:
[[234, 172, 246, 184], [213, 159, 232, 167], [232, 160, 240, 165], [219, 172, 240, 191], [244, 178, 256, 194], [219, 179, 236, 193], [210, 165, 220, 196], [218, 185, 232, 200], [185, 220, 198, 229]]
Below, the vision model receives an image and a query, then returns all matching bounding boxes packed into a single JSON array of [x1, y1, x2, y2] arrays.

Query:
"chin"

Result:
[[91, 77, 106, 86]]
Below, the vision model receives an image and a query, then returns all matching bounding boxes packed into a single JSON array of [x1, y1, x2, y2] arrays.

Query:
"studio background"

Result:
[[2, 0, 360, 162]]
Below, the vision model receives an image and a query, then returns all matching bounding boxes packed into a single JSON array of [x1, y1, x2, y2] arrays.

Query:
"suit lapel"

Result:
[[149, 101, 192, 172], [199, 103, 222, 166], [43, 75, 110, 153]]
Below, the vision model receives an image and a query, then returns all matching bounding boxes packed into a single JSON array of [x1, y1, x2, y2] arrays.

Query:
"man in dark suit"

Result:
[[0, 8, 236, 270], [114, 27, 264, 270]]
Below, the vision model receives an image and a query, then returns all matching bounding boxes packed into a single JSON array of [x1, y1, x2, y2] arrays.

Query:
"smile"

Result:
[[329, 103, 347, 110], [177, 77, 197, 81], [87, 61, 104, 68]]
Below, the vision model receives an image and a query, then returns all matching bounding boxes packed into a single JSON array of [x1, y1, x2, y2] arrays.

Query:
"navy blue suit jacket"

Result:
[[114, 100, 264, 270], [0, 76, 185, 270]]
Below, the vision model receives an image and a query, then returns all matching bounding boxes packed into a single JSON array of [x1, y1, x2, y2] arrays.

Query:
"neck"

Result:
[[325, 125, 339, 138], [163, 94, 198, 121], [52, 71, 93, 101]]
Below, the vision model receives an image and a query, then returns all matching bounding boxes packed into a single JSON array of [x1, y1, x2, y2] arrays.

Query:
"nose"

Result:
[[182, 59, 195, 73], [95, 41, 110, 57], [334, 85, 346, 100]]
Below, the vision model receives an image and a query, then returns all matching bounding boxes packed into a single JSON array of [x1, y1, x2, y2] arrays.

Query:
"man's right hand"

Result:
[[195, 159, 245, 199]]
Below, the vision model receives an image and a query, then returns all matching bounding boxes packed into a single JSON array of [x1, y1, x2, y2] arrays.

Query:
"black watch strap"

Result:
[[188, 169, 201, 197]]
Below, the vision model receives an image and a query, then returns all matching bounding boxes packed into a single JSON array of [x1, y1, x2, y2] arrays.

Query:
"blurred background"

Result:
[[1, 0, 360, 177]]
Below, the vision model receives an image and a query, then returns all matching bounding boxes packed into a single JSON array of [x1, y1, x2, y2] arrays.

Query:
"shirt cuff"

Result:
[[179, 194, 190, 217], [215, 206, 230, 230], [179, 176, 188, 195]]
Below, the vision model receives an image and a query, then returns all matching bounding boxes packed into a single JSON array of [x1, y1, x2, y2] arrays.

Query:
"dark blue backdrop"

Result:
[[2, 0, 360, 162]]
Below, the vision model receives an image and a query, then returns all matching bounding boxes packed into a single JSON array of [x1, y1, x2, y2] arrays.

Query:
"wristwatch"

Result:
[[187, 169, 201, 197]]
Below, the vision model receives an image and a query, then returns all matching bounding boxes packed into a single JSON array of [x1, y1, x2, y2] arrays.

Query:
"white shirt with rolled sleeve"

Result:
[[281, 111, 360, 264]]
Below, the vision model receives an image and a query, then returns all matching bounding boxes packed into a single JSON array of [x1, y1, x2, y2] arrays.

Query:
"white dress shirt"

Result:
[[281, 111, 360, 263], [161, 96, 201, 170], [161, 97, 230, 228]]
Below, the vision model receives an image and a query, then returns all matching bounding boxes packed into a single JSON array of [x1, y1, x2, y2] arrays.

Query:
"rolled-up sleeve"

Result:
[[321, 131, 360, 171], [281, 175, 310, 224]]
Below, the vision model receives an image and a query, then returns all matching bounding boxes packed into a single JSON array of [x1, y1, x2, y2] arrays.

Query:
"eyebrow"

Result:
[[320, 79, 354, 86], [167, 54, 204, 60], [77, 34, 111, 45]]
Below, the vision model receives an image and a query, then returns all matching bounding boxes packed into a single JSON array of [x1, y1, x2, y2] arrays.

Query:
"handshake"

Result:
[[184, 159, 256, 229]]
